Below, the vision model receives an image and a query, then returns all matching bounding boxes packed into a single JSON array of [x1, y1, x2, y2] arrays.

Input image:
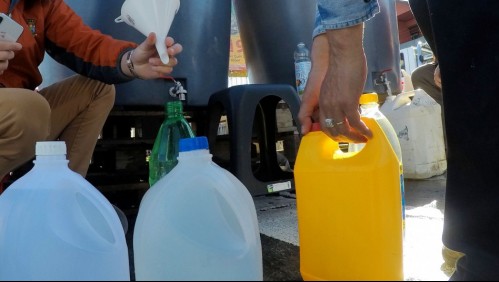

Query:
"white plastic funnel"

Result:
[[115, 0, 180, 64]]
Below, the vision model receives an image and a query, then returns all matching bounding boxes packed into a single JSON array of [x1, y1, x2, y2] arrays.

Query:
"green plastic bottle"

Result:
[[148, 101, 195, 187]]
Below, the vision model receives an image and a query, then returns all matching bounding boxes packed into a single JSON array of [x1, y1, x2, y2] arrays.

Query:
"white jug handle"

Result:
[[115, 16, 124, 23], [392, 90, 416, 110], [216, 175, 259, 247]]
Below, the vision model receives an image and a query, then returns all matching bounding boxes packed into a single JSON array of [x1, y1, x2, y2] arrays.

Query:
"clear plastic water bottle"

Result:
[[0, 141, 130, 281], [294, 42, 311, 98], [134, 136, 263, 281], [148, 100, 195, 186]]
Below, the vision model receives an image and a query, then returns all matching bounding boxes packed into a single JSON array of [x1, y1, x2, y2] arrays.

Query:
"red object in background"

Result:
[[311, 123, 321, 132]]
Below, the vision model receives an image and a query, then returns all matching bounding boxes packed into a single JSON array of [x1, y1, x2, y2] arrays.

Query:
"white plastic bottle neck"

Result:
[[33, 141, 69, 166], [33, 154, 69, 167], [177, 149, 212, 163]]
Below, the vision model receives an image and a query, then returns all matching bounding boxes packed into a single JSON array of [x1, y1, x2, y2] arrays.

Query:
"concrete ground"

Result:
[[253, 172, 449, 281], [124, 172, 449, 281]]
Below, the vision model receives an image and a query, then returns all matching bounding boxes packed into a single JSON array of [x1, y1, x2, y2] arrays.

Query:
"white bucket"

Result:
[[115, 0, 180, 64], [380, 89, 447, 179]]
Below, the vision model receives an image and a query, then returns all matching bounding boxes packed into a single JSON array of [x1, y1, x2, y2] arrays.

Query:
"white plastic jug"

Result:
[[115, 0, 180, 64], [380, 89, 447, 179], [0, 141, 130, 281], [133, 136, 263, 281]]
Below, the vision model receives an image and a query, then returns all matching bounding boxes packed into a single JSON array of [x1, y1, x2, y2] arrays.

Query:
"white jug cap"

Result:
[[36, 141, 67, 156]]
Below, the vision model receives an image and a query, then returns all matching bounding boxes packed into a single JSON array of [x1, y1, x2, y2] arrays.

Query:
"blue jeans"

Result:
[[314, 0, 379, 37]]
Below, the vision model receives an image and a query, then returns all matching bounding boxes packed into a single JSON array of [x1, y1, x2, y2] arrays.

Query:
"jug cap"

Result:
[[359, 93, 379, 105], [180, 136, 208, 152], [36, 141, 67, 156]]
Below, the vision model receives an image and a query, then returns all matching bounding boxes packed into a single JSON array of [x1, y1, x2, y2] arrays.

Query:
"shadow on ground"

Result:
[[261, 234, 302, 281], [125, 214, 303, 281]]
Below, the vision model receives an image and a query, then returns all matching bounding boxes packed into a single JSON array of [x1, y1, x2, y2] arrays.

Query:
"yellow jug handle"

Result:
[[350, 117, 395, 160]]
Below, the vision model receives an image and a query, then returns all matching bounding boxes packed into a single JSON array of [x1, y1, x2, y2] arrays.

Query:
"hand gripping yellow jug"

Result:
[[294, 118, 404, 281]]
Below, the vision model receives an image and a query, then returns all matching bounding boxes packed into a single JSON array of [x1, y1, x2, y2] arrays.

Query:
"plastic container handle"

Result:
[[214, 176, 259, 248], [335, 117, 392, 158], [392, 90, 416, 110], [307, 118, 392, 161]]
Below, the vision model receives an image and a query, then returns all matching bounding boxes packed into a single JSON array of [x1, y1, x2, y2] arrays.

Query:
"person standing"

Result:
[[427, 1, 499, 280], [408, 0, 445, 133], [408, 0, 459, 275]]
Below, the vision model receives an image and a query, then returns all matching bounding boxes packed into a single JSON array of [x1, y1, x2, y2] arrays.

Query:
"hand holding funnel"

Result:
[[115, 0, 180, 64]]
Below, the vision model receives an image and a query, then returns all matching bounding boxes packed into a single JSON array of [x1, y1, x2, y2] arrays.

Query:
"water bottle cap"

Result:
[[36, 141, 67, 156], [179, 136, 209, 152], [359, 93, 379, 105]]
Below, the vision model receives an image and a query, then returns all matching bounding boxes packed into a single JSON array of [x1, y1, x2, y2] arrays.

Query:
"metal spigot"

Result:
[[169, 80, 187, 101], [374, 69, 393, 96]]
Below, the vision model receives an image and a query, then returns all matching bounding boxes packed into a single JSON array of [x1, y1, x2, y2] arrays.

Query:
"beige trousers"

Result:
[[0, 75, 115, 179]]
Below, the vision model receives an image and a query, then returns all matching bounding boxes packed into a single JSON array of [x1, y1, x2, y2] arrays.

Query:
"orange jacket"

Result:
[[0, 0, 138, 89]]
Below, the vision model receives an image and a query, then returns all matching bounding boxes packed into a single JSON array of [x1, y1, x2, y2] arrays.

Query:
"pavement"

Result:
[[254, 173, 449, 281], [124, 172, 449, 281]]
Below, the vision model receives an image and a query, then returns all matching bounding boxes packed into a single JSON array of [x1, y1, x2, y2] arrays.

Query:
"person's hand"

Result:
[[434, 64, 441, 89], [301, 24, 372, 143], [126, 32, 182, 79], [0, 41, 22, 75], [298, 35, 328, 135]]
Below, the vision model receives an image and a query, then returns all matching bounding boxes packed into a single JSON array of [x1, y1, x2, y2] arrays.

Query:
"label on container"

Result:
[[267, 181, 292, 193], [295, 61, 311, 97]]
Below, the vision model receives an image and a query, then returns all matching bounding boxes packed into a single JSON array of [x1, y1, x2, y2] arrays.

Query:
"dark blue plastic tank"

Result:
[[233, 0, 402, 95], [38, 0, 232, 107], [38, 0, 400, 106]]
